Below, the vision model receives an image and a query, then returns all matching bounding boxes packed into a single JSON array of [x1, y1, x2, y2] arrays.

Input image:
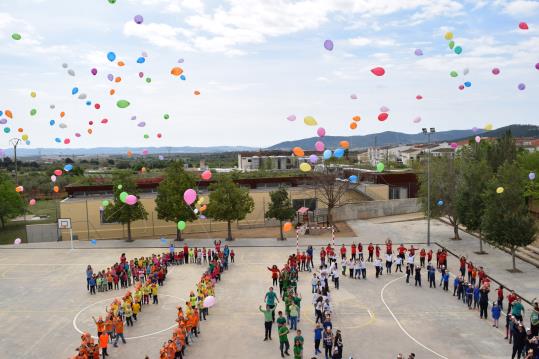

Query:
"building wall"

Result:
[[332, 198, 421, 221], [59, 186, 368, 241]]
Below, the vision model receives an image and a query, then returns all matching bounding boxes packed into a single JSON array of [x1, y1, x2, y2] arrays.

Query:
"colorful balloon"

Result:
[[201, 170, 212, 181], [91, 68, 97, 75], [102, 200, 109, 207], [450, 71, 458, 77], [54, 169, 63, 176], [413, 116, 422, 123], [529, 172, 536, 180], [317, 127, 326, 137], [518, 22, 528, 30], [340, 140, 350, 149], [171, 67, 183, 76], [518, 83, 526, 91], [437, 200, 444, 206], [414, 49, 423, 56], [450, 142, 458, 149], [349, 175, 358, 184], [286, 114, 296, 121], [50, 175, 57, 182], [350, 94, 358, 100], [334, 148, 345, 158], [177, 221, 186, 231], [283, 222, 293, 232], [107, 52, 116, 62], [454, 46, 462, 55], [444, 32, 453, 40], [292, 147, 305, 157], [119, 192, 128, 202], [380, 106, 390, 112], [323, 150, 332, 160], [378, 113, 389, 121], [304, 116, 317, 126], [370, 67, 385, 76], [376, 162, 385, 172], [137, 57, 145, 63], [323, 39, 334, 51], [309, 154, 318, 164], [349, 122, 357, 130], [14, 238, 22, 245], [134, 14, 144, 24], [464, 81, 472, 87], [492, 68, 500, 75], [463, 68, 469, 75], [352, 116, 360, 122], [67, 69, 75, 76], [29, 199, 36, 206], [64, 164, 73, 171], [116, 100, 130, 108], [125, 195, 138, 205], [475, 136, 481, 143], [299, 162, 312, 172], [448, 40, 455, 49], [183, 189, 197, 205], [496, 187, 504, 194], [315, 141, 325, 152], [416, 95, 423, 100], [11, 33, 22, 41]]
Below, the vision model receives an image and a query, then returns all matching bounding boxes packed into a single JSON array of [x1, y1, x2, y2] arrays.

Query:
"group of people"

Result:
[[85, 242, 235, 296]]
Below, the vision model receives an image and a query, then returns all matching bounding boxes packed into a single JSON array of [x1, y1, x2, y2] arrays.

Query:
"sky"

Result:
[[0, 0, 538, 149]]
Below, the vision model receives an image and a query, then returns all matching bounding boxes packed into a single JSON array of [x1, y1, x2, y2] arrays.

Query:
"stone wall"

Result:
[[332, 198, 421, 221]]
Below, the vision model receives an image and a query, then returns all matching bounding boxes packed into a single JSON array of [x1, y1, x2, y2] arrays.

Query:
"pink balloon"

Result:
[[413, 116, 422, 123], [315, 141, 325, 152], [142, 149, 149, 155], [201, 170, 212, 181], [54, 169, 62, 176], [317, 127, 326, 137], [370, 67, 385, 76], [29, 199, 36, 206], [125, 194, 138, 205], [450, 142, 458, 149], [14, 238, 22, 245], [184, 189, 197, 205], [380, 106, 390, 112], [91, 68, 97, 76], [350, 94, 358, 100], [286, 114, 296, 121], [475, 136, 481, 143], [203, 295, 216, 308], [50, 175, 57, 182]]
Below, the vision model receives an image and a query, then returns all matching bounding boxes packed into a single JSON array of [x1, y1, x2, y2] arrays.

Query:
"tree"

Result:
[[155, 161, 197, 241], [206, 175, 254, 241], [103, 171, 148, 242], [311, 167, 357, 226], [482, 162, 537, 271], [418, 156, 461, 239], [486, 131, 518, 173], [265, 187, 295, 240], [456, 146, 493, 252], [0, 174, 25, 229]]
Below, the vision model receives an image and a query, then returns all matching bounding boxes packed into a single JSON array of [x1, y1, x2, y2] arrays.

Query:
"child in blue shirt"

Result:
[[491, 301, 501, 328], [453, 277, 459, 296], [314, 323, 323, 355], [473, 285, 480, 309], [442, 272, 449, 291]]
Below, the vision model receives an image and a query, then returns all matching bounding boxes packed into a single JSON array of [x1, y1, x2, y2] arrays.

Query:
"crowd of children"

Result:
[[85, 243, 235, 296]]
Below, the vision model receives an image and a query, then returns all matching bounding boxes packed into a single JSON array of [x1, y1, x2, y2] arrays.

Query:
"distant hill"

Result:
[[266, 124, 539, 150], [0, 146, 258, 157]]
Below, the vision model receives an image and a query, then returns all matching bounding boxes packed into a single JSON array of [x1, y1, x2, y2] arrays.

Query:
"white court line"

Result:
[[380, 275, 449, 359], [73, 294, 185, 340]]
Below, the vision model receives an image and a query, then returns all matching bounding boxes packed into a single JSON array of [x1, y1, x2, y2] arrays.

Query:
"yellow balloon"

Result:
[[21, 134, 29, 141], [30, 91, 36, 98], [496, 187, 504, 194], [303, 116, 318, 126], [444, 31, 453, 40], [484, 123, 493, 131], [299, 162, 312, 172]]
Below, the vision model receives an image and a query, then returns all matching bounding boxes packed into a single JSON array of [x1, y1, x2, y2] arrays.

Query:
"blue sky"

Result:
[[0, 0, 538, 149]]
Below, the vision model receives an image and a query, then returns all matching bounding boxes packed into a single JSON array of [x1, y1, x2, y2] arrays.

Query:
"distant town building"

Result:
[[237, 151, 313, 171]]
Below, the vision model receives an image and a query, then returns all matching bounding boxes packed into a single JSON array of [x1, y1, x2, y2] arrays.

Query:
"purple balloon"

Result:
[[472, 127, 478, 132], [178, 58, 184, 63], [414, 48, 423, 56], [0, 118, 7, 124], [134, 15, 143, 24], [518, 83, 526, 91], [137, 121, 146, 127], [535, 63, 539, 70], [138, 72, 144, 78], [323, 39, 334, 51], [91, 68, 97, 76], [309, 154, 318, 164], [130, 116, 136, 121], [107, 74, 113, 81]]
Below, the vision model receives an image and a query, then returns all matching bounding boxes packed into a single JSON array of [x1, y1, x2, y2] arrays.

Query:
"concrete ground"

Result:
[[0, 240, 517, 359]]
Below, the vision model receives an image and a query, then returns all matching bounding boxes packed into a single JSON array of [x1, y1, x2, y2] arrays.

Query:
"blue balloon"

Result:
[[72, 87, 78, 95], [107, 51, 116, 62], [49, 120, 55, 126], [64, 164, 73, 171], [137, 57, 145, 63], [0, 111, 3, 116], [54, 138, 61, 143], [180, 75, 186, 80], [90, 239, 97, 245], [464, 81, 471, 87], [160, 237, 167, 244], [334, 148, 345, 158], [437, 200, 444, 206], [349, 175, 358, 183], [323, 150, 332, 160], [86, 101, 92, 106], [25, 140, 30, 145]]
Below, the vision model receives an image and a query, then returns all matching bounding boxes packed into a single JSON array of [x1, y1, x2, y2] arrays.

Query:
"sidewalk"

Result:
[[346, 217, 539, 306]]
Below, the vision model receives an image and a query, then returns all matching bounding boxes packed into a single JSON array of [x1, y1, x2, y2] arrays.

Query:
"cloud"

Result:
[[123, 22, 194, 51], [501, 0, 539, 16]]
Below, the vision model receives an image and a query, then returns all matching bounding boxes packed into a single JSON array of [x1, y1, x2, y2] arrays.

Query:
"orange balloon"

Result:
[[352, 115, 361, 122], [53, 185, 59, 193], [17, 128, 23, 133], [87, 128, 93, 134], [350, 122, 357, 129], [283, 222, 293, 232], [5, 110, 13, 119], [200, 204, 207, 212], [60, 111, 65, 118], [170, 67, 183, 76], [115, 77, 121, 83], [340, 141, 350, 149], [292, 147, 305, 157], [194, 90, 200, 95], [117, 61, 125, 67], [109, 89, 115, 95]]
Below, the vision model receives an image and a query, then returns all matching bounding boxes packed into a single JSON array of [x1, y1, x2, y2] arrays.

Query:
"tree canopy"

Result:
[[0, 173, 25, 229], [265, 187, 295, 240]]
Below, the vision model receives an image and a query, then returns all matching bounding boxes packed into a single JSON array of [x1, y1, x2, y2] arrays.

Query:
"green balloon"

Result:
[[145, 77, 152, 83], [143, 134, 149, 139], [448, 40, 455, 49], [177, 220, 186, 231], [108, 0, 116, 3], [11, 33, 22, 40], [376, 162, 385, 172], [450, 71, 458, 78], [30, 108, 37, 116], [454, 46, 462, 55], [119, 192, 128, 202], [116, 99, 130, 109], [102, 200, 109, 207], [117, 184, 123, 190], [163, 114, 169, 120]]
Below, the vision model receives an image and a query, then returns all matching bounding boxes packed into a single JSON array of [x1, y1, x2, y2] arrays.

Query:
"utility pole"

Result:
[[9, 138, 21, 185], [422, 128, 436, 246]]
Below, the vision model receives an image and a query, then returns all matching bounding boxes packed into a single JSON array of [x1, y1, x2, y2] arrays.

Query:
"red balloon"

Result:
[[519, 22, 528, 30], [89, 121, 94, 125], [378, 112, 389, 121], [64, 138, 70, 144], [416, 95, 423, 100], [94, 103, 101, 109], [101, 118, 108, 124], [371, 67, 385, 76]]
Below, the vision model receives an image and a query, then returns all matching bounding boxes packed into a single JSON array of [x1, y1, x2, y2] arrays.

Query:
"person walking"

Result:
[[278, 323, 291, 357], [531, 301, 539, 336], [479, 284, 490, 320], [113, 316, 126, 347], [260, 305, 275, 341], [512, 298, 525, 322], [289, 302, 299, 330], [323, 327, 334, 359]]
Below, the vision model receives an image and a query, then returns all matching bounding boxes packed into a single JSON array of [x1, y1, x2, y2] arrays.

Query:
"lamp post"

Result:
[[422, 127, 436, 246], [9, 138, 21, 185]]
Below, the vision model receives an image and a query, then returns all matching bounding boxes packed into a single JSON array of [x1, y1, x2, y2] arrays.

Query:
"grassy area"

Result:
[[0, 200, 58, 245]]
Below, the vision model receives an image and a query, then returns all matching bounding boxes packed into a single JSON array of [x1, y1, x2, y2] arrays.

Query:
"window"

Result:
[[389, 187, 400, 200]]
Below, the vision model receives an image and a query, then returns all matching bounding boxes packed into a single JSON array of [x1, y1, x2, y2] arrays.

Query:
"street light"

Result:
[[9, 138, 21, 185], [422, 127, 435, 246]]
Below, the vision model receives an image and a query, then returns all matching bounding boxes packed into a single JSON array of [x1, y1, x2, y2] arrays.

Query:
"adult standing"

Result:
[[86, 265, 94, 291], [479, 284, 490, 320], [531, 301, 539, 336], [511, 298, 525, 322], [323, 327, 334, 359], [333, 329, 343, 359], [260, 305, 275, 341], [265, 287, 280, 322]]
